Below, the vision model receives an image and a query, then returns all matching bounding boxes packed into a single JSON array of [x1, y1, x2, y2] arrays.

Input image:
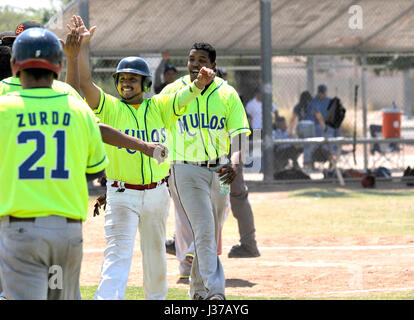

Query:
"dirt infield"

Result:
[[81, 184, 414, 299]]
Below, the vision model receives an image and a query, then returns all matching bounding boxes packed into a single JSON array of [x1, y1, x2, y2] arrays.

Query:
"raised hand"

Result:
[[162, 50, 170, 61], [67, 15, 96, 45], [194, 67, 215, 89], [60, 27, 82, 58]]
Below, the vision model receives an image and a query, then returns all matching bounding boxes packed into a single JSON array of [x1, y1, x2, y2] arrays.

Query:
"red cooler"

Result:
[[382, 108, 402, 138]]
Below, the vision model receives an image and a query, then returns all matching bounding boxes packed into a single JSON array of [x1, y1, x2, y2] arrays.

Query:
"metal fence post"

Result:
[[404, 70, 412, 120], [361, 55, 368, 170], [260, 0, 273, 181], [78, 0, 89, 29], [307, 56, 314, 95]]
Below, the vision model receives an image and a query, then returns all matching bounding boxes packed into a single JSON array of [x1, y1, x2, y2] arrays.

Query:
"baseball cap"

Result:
[[317, 84, 327, 93], [0, 21, 43, 48], [164, 64, 177, 73], [15, 21, 44, 36]]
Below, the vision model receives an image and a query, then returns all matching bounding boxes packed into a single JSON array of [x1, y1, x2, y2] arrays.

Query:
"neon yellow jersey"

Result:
[[0, 76, 83, 100], [0, 88, 108, 221], [162, 75, 251, 162], [93, 87, 186, 184], [0, 77, 100, 122]]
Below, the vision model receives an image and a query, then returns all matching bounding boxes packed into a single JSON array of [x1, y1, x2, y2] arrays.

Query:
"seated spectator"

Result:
[[273, 117, 303, 173], [289, 90, 323, 168]]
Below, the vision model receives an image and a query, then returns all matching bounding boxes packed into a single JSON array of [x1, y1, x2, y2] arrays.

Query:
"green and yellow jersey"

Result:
[[93, 82, 200, 185], [0, 76, 83, 100], [161, 75, 251, 162], [0, 88, 108, 221]]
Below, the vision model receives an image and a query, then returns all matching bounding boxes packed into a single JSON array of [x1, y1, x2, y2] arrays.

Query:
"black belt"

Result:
[[182, 157, 228, 169], [8, 216, 81, 223]]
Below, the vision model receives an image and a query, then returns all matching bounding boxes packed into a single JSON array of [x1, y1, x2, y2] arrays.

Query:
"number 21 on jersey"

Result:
[[17, 130, 69, 179]]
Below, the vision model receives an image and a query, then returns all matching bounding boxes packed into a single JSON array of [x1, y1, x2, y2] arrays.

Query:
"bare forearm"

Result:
[[99, 123, 150, 154], [79, 44, 101, 109], [65, 56, 81, 94]]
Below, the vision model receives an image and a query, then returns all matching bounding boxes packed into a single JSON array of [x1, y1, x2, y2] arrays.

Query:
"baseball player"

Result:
[[162, 42, 250, 300], [0, 28, 108, 300], [0, 21, 166, 163], [70, 16, 215, 300]]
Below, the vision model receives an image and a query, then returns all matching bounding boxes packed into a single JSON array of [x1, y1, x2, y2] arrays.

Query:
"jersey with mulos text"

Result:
[[0, 88, 108, 221], [93, 87, 187, 185], [162, 76, 251, 162]]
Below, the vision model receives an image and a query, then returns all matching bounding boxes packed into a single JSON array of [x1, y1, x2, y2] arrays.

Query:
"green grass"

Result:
[[243, 188, 414, 236], [80, 285, 414, 300]]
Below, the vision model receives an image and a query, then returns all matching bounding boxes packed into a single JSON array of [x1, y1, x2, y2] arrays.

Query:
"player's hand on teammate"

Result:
[[216, 164, 236, 185], [194, 67, 215, 89], [60, 26, 83, 58], [68, 15, 96, 46], [144, 143, 169, 164]]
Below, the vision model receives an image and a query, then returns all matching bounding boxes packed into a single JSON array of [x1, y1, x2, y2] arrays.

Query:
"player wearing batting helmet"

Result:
[[0, 28, 108, 300], [0, 22, 165, 162], [161, 42, 250, 300], [67, 15, 215, 300]]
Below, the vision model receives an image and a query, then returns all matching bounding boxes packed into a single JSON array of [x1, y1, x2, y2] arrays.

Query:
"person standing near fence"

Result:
[[153, 50, 178, 94], [163, 42, 251, 300], [71, 16, 215, 300], [0, 28, 108, 300]]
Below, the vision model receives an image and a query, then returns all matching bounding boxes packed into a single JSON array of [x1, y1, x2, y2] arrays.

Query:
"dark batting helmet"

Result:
[[112, 56, 152, 92], [11, 28, 62, 78]]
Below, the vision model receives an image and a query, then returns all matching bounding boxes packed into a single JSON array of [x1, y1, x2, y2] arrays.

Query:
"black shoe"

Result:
[[165, 237, 176, 255], [228, 244, 260, 258]]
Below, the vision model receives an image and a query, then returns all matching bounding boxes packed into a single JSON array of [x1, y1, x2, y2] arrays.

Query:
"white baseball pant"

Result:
[[94, 180, 170, 300]]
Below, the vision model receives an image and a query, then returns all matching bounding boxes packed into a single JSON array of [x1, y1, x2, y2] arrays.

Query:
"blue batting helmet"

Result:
[[11, 28, 62, 78], [112, 56, 152, 92]]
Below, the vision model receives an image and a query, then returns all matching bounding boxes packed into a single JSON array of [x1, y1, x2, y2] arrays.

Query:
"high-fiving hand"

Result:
[[67, 15, 97, 46]]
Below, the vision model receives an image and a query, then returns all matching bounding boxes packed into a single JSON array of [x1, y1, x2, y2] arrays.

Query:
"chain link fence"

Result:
[[54, 0, 414, 183]]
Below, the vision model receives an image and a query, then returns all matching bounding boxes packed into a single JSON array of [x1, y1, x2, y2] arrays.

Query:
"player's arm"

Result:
[[60, 26, 83, 93], [98, 123, 168, 161], [217, 89, 251, 184], [217, 133, 248, 185], [173, 67, 215, 110], [86, 169, 105, 181], [69, 15, 101, 109], [155, 67, 215, 128]]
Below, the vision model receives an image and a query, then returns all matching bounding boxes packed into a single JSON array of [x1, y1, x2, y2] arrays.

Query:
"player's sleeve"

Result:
[[226, 88, 251, 138], [85, 108, 108, 174], [92, 87, 116, 124], [153, 81, 202, 129]]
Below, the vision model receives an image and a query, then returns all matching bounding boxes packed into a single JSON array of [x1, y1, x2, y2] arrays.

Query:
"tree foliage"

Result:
[[0, 0, 72, 32]]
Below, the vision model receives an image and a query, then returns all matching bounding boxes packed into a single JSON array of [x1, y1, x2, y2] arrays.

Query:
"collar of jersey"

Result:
[[11, 87, 64, 98]]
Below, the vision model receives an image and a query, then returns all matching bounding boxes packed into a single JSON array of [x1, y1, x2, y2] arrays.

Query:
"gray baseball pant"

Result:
[[170, 163, 227, 299], [229, 164, 258, 251], [0, 215, 83, 300]]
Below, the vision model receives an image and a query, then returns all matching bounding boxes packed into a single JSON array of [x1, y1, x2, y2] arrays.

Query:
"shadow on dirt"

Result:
[[225, 278, 257, 288]]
